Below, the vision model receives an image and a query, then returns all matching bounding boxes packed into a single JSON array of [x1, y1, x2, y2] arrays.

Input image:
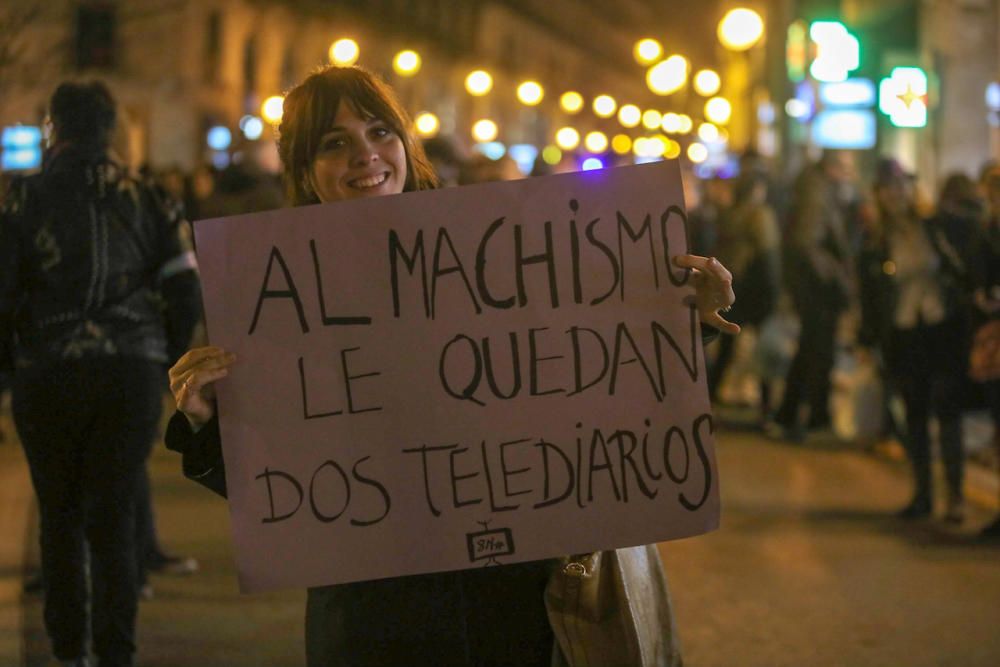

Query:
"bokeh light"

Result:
[[329, 38, 360, 66], [718, 8, 764, 51], [646, 55, 688, 95], [415, 112, 440, 138], [698, 122, 720, 142], [261, 96, 284, 124], [634, 38, 663, 65], [642, 109, 663, 130], [517, 81, 544, 106], [542, 145, 563, 165], [392, 50, 421, 76], [561, 91, 584, 114], [472, 119, 499, 142], [705, 97, 733, 124], [693, 69, 721, 96], [687, 142, 709, 163], [555, 127, 581, 150], [618, 104, 642, 128], [593, 95, 617, 118], [612, 134, 633, 155], [465, 70, 493, 96], [584, 131, 608, 153], [661, 112, 682, 133]]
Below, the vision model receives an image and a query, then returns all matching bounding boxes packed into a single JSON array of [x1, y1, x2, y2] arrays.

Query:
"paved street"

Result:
[[659, 419, 1000, 667], [4, 412, 999, 666]]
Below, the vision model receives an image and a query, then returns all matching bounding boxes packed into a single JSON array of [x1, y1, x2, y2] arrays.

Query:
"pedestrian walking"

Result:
[[857, 160, 975, 522], [164, 65, 740, 667], [971, 166, 1000, 539], [708, 170, 781, 422], [772, 150, 856, 440], [0, 81, 202, 667]]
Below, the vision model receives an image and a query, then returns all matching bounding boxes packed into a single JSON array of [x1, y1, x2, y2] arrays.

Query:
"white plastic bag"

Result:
[[831, 350, 884, 442]]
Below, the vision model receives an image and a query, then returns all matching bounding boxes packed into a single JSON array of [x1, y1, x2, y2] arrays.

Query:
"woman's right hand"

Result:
[[168, 346, 237, 431]]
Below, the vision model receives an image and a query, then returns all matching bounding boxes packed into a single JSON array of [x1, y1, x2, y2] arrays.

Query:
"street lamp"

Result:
[[717, 9, 764, 51], [593, 95, 617, 118], [618, 104, 642, 128], [560, 91, 584, 114], [612, 134, 632, 155], [661, 112, 682, 133], [705, 97, 732, 124], [584, 131, 608, 153], [472, 119, 498, 142], [517, 81, 544, 106], [694, 69, 721, 96], [261, 95, 284, 125], [646, 55, 688, 95], [642, 109, 663, 130], [329, 38, 360, 66], [633, 38, 663, 65], [687, 142, 708, 163], [465, 70, 493, 96], [393, 50, 421, 76], [415, 112, 439, 138], [698, 122, 720, 142], [555, 127, 580, 150]]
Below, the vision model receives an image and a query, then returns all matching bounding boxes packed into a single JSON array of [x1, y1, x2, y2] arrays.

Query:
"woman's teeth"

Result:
[[352, 173, 388, 189]]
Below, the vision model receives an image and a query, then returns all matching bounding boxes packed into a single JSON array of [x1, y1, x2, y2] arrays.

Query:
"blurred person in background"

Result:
[[0, 81, 201, 667], [857, 160, 974, 522], [971, 166, 1000, 539], [708, 170, 782, 423], [772, 150, 856, 441], [422, 135, 465, 187], [459, 152, 522, 184], [686, 175, 731, 257]]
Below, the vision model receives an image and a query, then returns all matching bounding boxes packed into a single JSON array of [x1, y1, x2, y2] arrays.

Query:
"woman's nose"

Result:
[[350, 140, 378, 167]]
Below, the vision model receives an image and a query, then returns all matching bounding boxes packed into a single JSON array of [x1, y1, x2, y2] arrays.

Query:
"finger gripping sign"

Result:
[[195, 160, 720, 593]]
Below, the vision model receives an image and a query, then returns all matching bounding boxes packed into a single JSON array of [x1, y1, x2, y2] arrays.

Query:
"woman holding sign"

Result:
[[166, 65, 738, 666]]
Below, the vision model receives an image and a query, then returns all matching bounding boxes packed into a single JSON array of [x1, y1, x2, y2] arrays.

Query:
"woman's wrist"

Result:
[[184, 412, 209, 434]]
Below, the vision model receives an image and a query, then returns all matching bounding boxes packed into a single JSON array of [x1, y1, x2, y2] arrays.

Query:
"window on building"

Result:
[[204, 10, 222, 84], [75, 2, 118, 70]]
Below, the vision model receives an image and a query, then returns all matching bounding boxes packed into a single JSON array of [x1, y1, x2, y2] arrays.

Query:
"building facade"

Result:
[[1, 0, 674, 173]]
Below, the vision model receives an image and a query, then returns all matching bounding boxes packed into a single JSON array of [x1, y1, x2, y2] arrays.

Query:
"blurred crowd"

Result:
[[688, 147, 1000, 537]]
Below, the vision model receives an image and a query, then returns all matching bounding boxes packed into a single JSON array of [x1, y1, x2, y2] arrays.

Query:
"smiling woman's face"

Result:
[[308, 103, 407, 203]]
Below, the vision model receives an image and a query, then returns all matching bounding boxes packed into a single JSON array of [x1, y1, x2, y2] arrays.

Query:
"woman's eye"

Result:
[[321, 137, 346, 151], [371, 126, 392, 139]]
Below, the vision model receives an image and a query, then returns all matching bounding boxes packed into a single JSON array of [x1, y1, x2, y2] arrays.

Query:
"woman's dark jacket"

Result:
[[0, 144, 201, 372], [857, 214, 975, 370]]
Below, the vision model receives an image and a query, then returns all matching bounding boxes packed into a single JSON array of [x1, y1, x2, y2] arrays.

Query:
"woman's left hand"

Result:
[[673, 254, 741, 335]]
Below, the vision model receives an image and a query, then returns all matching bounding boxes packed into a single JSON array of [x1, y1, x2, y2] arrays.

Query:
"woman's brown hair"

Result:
[[277, 66, 438, 205]]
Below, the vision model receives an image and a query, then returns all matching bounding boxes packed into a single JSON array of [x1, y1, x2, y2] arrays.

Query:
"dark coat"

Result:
[[0, 144, 201, 372]]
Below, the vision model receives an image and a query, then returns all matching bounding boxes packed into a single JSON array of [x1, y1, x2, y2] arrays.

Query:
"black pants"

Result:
[[14, 357, 163, 666], [774, 301, 840, 430], [891, 322, 967, 505]]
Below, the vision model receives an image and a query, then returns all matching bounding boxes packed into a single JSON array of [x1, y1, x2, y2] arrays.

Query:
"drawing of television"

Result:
[[466, 526, 515, 564]]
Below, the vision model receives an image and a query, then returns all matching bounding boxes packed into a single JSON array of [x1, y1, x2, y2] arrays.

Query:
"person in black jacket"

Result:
[[973, 166, 1000, 539], [857, 160, 974, 523], [0, 81, 201, 667], [163, 65, 739, 667]]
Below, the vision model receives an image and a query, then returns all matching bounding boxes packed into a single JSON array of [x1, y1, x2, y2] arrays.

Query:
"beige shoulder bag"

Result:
[[545, 545, 683, 667]]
